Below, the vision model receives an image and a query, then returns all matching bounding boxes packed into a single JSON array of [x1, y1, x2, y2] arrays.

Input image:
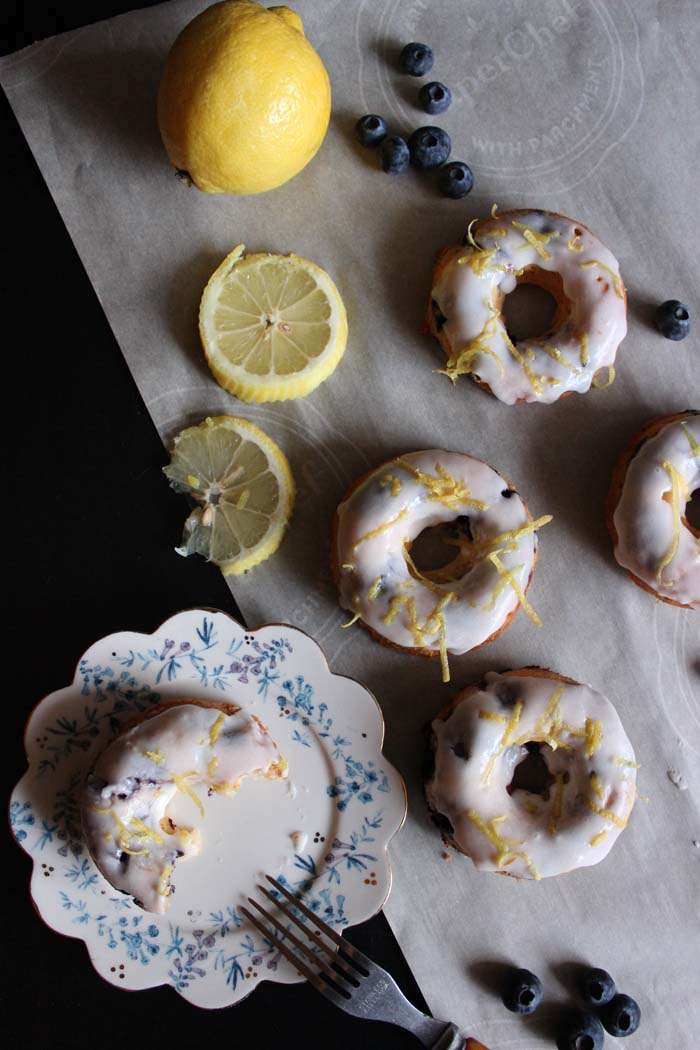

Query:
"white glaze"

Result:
[[426, 671, 637, 879], [431, 209, 627, 405], [82, 703, 285, 912], [612, 412, 700, 608], [335, 451, 543, 658]]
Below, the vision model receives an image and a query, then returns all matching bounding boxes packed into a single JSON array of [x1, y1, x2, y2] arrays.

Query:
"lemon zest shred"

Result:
[[482, 700, 524, 784], [567, 234, 584, 252], [511, 220, 559, 261], [501, 325, 547, 396], [208, 712, 226, 746], [111, 813, 149, 856], [207, 756, 219, 778], [534, 341, 578, 373], [587, 801, 627, 829], [465, 217, 483, 250], [353, 508, 408, 550], [395, 458, 488, 510], [144, 749, 165, 765], [129, 817, 164, 845], [579, 258, 625, 299], [437, 316, 506, 384], [172, 773, 205, 817], [592, 366, 616, 389], [458, 245, 510, 276], [367, 576, 383, 601], [430, 515, 553, 581], [613, 755, 640, 769], [380, 474, 402, 496], [466, 809, 540, 878], [548, 773, 566, 836], [478, 710, 508, 724], [341, 563, 355, 571], [403, 543, 450, 595], [438, 616, 450, 684], [341, 610, 361, 629], [589, 829, 608, 847], [486, 551, 542, 626], [514, 685, 564, 750], [157, 865, 173, 897], [584, 718, 604, 758], [680, 422, 700, 460], [579, 332, 589, 367], [491, 203, 500, 218], [590, 773, 606, 800], [656, 460, 686, 584]]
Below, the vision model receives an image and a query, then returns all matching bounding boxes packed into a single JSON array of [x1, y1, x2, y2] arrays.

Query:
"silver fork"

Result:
[[240, 876, 488, 1050]]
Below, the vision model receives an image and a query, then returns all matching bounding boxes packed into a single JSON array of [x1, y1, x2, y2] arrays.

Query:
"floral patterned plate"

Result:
[[10, 609, 406, 1008]]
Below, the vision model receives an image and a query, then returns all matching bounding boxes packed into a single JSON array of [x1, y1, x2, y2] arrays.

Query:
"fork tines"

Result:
[[240, 875, 369, 1001]]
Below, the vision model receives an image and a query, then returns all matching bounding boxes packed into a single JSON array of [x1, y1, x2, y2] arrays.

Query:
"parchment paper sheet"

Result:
[[3, 1, 699, 1044]]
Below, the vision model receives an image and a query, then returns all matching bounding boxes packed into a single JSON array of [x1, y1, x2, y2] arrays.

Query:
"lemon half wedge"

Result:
[[199, 246, 348, 403], [164, 416, 295, 576]]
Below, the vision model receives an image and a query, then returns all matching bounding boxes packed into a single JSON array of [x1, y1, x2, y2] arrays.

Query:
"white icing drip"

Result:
[[335, 450, 539, 654], [431, 210, 627, 405], [426, 671, 636, 879], [82, 703, 285, 912], [612, 412, 700, 608]]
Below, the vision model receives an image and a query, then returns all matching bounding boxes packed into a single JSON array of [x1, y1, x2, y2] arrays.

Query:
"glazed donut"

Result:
[[333, 451, 551, 680], [607, 410, 699, 609], [428, 208, 627, 405], [82, 700, 286, 912], [425, 668, 637, 880]]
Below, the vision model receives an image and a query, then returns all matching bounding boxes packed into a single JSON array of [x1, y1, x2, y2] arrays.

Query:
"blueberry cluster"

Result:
[[500, 965, 641, 1047], [354, 41, 473, 198]]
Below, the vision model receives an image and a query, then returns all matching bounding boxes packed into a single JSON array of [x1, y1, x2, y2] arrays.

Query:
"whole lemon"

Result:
[[157, 1, 331, 195]]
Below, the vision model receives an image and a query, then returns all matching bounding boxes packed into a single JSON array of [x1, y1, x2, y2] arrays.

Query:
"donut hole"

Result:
[[507, 742, 556, 798], [407, 517, 473, 577], [500, 266, 572, 343], [684, 488, 700, 534]]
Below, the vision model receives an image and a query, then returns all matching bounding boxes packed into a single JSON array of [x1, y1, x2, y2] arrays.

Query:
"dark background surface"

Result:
[[1, 3, 429, 1046]]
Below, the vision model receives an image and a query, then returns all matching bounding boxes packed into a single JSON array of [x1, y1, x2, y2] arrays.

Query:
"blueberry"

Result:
[[556, 1010, 605, 1050], [399, 42, 434, 77], [409, 126, 451, 170], [579, 967, 616, 1008], [355, 114, 388, 148], [502, 968, 543, 1015], [438, 161, 474, 199], [601, 993, 641, 1037], [656, 299, 691, 340], [418, 81, 452, 114], [381, 136, 410, 175]]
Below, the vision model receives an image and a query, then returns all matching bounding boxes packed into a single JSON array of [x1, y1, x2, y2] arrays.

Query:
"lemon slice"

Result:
[[164, 416, 295, 576], [199, 245, 348, 403]]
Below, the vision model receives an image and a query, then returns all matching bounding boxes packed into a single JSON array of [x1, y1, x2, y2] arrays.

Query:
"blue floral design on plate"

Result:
[[9, 610, 405, 1008]]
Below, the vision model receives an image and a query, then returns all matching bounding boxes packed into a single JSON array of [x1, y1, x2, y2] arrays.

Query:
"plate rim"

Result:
[[11, 606, 407, 1009]]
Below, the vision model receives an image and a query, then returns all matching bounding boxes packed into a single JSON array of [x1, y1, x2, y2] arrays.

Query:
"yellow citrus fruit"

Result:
[[164, 415, 295, 576], [157, 0, 331, 195], [199, 245, 348, 402]]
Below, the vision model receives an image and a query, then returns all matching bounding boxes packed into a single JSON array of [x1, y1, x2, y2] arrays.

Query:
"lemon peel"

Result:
[[656, 460, 686, 584], [199, 246, 348, 403], [579, 259, 625, 299], [157, 1, 331, 195], [165, 415, 295, 577]]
